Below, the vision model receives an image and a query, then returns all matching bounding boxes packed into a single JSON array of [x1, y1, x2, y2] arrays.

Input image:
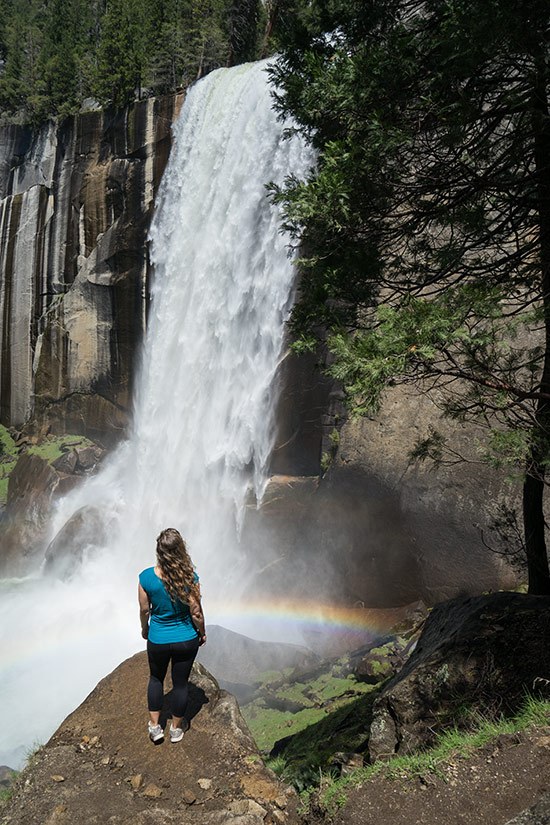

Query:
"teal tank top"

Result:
[[139, 566, 199, 644]]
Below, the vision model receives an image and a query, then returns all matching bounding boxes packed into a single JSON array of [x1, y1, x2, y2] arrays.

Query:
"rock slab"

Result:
[[1, 656, 299, 825]]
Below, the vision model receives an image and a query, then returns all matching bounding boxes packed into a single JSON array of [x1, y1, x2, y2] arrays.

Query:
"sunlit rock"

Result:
[[0, 93, 183, 440], [0, 656, 300, 824]]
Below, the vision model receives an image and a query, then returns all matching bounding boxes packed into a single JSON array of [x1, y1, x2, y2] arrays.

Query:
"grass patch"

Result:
[[320, 694, 550, 814], [0, 787, 13, 806], [0, 432, 95, 504], [0, 767, 19, 808], [243, 671, 374, 753], [256, 668, 294, 686]]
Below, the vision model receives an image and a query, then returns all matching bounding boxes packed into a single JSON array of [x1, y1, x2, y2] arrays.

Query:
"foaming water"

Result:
[[0, 60, 313, 769]]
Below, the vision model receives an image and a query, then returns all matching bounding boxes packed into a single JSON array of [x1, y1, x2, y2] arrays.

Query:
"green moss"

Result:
[[0, 425, 18, 504], [244, 671, 374, 752], [320, 451, 332, 473], [0, 767, 18, 808], [256, 667, 293, 687], [367, 657, 391, 677], [0, 432, 95, 505], [0, 460, 17, 504], [27, 434, 93, 464], [243, 704, 328, 752], [0, 425, 17, 458], [0, 787, 13, 806]]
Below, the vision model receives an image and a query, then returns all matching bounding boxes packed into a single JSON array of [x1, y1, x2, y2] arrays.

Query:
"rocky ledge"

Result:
[[1, 656, 298, 825]]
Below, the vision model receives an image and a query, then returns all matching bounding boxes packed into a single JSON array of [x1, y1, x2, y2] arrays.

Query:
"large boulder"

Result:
[[368, 592, 550, 761], [0, 439, 105, 575], [2, 655, 299, 825], [0, 453, 60, 573], [43, 505, 111, 579]]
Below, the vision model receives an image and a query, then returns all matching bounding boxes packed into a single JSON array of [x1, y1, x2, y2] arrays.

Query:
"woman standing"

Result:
[[138, 528, 206, 743]]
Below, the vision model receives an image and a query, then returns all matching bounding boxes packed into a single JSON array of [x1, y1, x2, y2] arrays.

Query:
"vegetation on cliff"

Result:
[[0, 0, 273, 121], [270, 0, 550, 594]]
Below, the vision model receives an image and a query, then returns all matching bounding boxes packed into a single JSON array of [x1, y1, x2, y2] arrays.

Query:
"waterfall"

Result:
[[0, 60, 312, 769]]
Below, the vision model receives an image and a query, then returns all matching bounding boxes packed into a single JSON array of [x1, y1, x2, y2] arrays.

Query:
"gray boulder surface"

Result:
[[369, 592, 550, 761], [504, 793, 550, 825]]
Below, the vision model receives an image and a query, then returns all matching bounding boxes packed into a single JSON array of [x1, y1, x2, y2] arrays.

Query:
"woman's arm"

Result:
[[138, 584, 150, 640], [188, 593, 206, 645]]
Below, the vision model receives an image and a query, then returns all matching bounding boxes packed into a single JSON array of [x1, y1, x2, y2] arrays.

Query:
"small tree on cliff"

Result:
[[269, 0, 550, 594]]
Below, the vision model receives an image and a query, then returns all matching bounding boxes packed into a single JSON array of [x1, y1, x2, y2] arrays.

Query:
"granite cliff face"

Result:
[[0, 87, 516, 603], [0, 94, 183, 443]]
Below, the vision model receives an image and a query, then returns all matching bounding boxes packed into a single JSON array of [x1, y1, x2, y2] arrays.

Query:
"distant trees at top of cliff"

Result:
[[0, 0, 281, 123], [269, 0, 550, 595]]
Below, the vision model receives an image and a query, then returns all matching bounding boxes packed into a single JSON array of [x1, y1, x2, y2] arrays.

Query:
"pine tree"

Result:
[[270, 0, 550, 593], [93, 0, 148, 107]]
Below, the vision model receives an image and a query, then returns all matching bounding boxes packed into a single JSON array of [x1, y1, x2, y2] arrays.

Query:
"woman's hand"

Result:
[[141, 626, 149, 640], [189, 593, 206, 641]]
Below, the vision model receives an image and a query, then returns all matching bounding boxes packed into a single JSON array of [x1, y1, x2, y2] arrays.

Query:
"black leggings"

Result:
[[146, 638, 200, 719]]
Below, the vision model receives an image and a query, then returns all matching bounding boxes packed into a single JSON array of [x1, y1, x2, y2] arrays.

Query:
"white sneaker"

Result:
[[169, 724, 185, 743], [148, 722, 164, 743]]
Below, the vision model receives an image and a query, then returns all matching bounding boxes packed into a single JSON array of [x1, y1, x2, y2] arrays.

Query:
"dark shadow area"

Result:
[[268, 688, 381, 788], [160, 681, 209, 727]]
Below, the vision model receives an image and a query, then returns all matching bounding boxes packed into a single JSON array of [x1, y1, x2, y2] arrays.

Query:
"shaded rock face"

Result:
[[1, 453, 61, 572], [1, 443, 104, 575], [325, 386, 518, 605], [2, 654, 299, 825], [43, 505, 111, 579], [368, 592, 550, 762], [252, 375, 518, 610], [198, 624, 319, 691], [0, 94, 183, 442]]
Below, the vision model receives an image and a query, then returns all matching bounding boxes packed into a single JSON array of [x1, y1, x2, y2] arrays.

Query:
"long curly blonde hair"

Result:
[[156, 528, 198, 604]]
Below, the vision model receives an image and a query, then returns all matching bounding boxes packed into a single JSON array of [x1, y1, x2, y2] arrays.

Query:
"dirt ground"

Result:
[[328, 727, 550, 825]]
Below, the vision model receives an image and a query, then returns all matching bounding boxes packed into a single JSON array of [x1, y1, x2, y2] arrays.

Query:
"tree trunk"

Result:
[[523, 458, 550, 594], [524, 52, 550, 595]]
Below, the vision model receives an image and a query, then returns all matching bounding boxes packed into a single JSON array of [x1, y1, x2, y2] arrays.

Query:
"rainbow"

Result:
[[206, 596, 415, 654], [1, 596, 414, 674]]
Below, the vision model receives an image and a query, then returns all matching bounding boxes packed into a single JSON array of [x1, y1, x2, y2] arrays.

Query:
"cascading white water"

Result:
[[0, 60, 313, 769]]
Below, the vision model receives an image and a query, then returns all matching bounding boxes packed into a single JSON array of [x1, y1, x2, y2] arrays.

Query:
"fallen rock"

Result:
[[329, 752, 364, 776], [2, 657, 300, 824], [0, 765, 17, 789], [142, 783, 162, 798], [129, 773, 143, 790], [51, 450, 78, 475], [74, 445, 103, 471], [354, 647, 400, 685], [369, 592, 550, 761]]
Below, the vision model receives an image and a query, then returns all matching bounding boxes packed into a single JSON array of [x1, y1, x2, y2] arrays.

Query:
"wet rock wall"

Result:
[[0, 94, 183, 443]]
